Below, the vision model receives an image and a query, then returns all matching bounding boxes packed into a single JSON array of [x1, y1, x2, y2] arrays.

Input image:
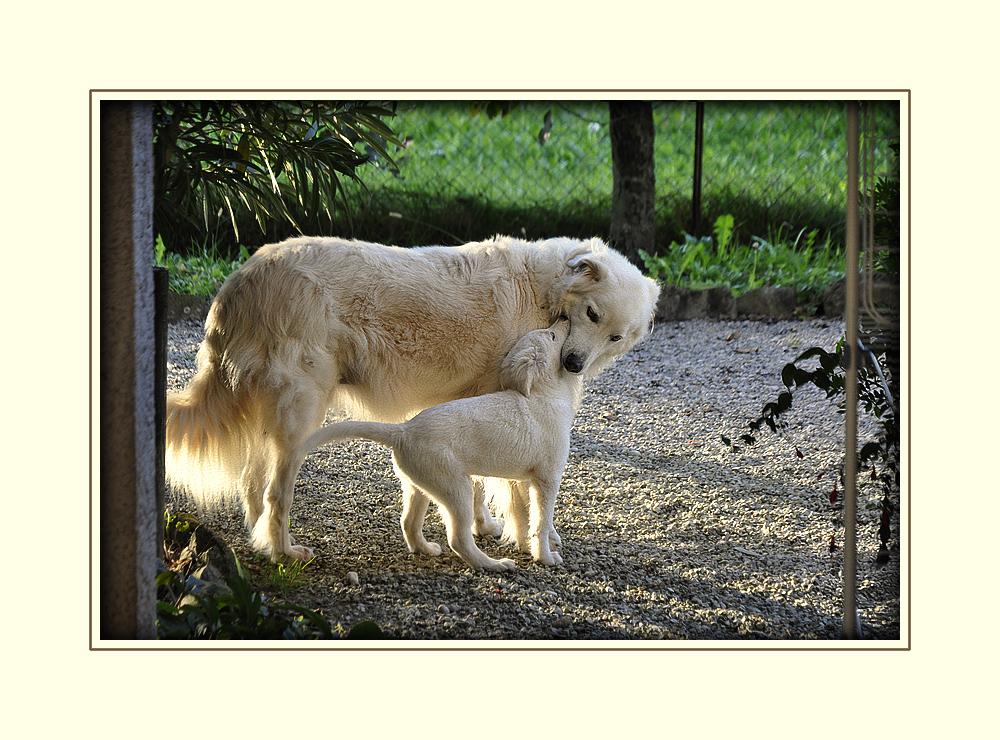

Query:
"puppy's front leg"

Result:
[[528, 480, 563, 566]]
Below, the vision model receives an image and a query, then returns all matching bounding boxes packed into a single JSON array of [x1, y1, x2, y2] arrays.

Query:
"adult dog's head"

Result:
[[556, 240, 660, 377], [499, 321, 570, 396]]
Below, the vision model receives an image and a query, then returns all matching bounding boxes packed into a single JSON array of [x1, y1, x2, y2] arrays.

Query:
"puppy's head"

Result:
[[558, 244, 660, 377], [499, 320, 569, 396]]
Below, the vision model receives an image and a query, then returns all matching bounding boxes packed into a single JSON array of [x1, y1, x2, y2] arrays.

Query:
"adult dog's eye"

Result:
[[610, 334, 623, 342], [587, 306, 599, 323]]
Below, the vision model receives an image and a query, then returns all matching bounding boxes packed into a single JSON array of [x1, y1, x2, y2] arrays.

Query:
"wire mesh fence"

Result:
[[338, 100, 899, 250]]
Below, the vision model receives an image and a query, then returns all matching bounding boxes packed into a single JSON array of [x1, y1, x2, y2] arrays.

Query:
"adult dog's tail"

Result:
[[165, 362, 262, 513], [298, 420, 404, 460]]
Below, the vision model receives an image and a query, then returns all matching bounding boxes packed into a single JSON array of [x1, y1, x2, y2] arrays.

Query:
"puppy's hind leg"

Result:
[[506, 480, 532, 553], [395, 466, 443, 557], [419, 473, 515, 572]]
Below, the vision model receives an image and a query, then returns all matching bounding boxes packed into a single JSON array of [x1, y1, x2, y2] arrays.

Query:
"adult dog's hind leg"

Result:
[[252, 451, 314, 563], [251, 380, 331, 563], [472, 478, 502, 538], [240, 455, 268, 531]]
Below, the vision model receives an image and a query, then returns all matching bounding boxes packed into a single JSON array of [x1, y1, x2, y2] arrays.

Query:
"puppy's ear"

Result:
[[567, 253, 606, 284], [500, 344, 545, 396]]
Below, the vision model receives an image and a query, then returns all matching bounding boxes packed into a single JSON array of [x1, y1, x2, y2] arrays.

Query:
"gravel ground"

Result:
[[167, 316, 901, 642]]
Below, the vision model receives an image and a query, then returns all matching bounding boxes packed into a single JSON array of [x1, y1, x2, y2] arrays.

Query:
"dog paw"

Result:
[[534, 552, 562, 565], [548, 528, 562, 550], [532, 549, 563, 566], [473, 518, 503, 538], [408, 540, 443, 557], [483, 558, 516, 572], [277, 544, 315, 564]]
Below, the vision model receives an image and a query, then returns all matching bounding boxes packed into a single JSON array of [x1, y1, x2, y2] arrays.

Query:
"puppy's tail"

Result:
[[298, 420, 404, 460], [165, 362, 262, 514]]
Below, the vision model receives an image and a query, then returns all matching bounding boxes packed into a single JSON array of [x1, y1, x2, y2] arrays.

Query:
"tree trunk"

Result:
[[609, 101, 655, 265]]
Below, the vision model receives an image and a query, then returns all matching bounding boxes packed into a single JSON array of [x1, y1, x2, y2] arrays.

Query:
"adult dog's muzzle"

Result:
[[562, 352, 585, 374]]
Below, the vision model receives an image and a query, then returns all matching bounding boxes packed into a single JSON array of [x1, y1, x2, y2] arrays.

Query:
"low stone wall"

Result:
[[657, 284, 808, 321], [653, 278, 898, 321]]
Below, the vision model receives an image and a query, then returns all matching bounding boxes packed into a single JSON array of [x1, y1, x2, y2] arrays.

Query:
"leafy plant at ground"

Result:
[[156, 562, 337, 639], [156, 532, 391, 639], [639, 213, 846, 305], [153, 101, 402, 255], [247, 554, 315, 596], [720, 339, 899, 565]]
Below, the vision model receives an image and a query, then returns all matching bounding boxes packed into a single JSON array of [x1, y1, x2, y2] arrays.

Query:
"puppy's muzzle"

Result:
[[563, 352, 585, 374]]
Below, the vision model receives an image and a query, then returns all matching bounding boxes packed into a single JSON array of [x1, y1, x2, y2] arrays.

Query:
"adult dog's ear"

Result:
[[500, 344, 545, 396], [566, 253, 606, 287]]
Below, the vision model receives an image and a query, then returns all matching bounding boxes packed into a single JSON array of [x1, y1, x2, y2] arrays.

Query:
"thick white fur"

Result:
[[298, 322, 580, 570], [166, 235, 660, 563]]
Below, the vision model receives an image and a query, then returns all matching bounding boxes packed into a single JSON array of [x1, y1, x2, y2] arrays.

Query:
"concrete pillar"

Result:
[[99, 101, 157, 640]]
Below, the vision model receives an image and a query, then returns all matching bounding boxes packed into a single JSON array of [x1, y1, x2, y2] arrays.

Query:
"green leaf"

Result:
[[776, 391, 793, 413], [347, 620, 386, 639], [780, 363, 797, 388], [713, 213, 735, 254]]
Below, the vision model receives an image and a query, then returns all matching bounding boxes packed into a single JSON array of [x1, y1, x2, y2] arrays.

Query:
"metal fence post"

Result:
[[692, 102, 705, 236], [843, 100, 861, 639]]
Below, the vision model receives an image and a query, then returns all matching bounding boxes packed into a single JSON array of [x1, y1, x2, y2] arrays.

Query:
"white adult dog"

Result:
[[166, 235, 660, 563], [298, 321, 579, 571]]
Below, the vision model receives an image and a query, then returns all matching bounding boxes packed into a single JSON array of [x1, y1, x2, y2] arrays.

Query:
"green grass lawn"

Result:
[[157, 99, 899, 305], [343, 100, 886, 248]]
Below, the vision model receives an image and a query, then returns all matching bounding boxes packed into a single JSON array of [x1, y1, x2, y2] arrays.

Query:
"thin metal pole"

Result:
[[843, 101, 861, 639], [693, 102, 705, 236]]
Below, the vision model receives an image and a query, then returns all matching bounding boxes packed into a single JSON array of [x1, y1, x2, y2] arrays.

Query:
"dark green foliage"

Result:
[[153, 101, 402, 255], [156, 562, 337, 640], [722, 116, 900, 563], [640, 214, 846, 304], [346, 620, 388, 639], [720, 338, 900, 561]]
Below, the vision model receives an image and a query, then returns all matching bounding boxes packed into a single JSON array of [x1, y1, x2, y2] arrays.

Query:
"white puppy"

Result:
[[297, 321, 580, 571]]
